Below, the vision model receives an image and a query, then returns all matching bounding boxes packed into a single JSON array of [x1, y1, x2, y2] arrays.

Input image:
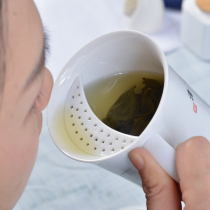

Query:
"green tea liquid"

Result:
[[84, 71, 164, 121]]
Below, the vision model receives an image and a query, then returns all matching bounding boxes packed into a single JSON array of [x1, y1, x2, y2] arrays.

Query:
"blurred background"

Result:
[[14, 0, 210, 209], [32, 0, 185, 80]]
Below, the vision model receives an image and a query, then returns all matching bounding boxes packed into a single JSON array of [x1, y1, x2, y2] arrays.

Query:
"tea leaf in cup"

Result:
[[104, 86, 137, 130], [142, 78, 163, 89], [103, 77, 163, 136], [130, 118, 149, 136], [134, 94, 142, 116], [141, 89, 154, 114], [117, 120, 134, 135]]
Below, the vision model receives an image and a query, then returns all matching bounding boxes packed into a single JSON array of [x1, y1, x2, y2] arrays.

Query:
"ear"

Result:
[[34, 68, 53, 114]]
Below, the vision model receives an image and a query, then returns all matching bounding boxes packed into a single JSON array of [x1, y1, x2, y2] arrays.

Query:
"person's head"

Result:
[[0, 0, 53, 209]]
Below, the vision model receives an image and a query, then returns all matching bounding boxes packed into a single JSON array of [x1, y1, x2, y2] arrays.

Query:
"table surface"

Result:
[[14, 1, 210, 210]]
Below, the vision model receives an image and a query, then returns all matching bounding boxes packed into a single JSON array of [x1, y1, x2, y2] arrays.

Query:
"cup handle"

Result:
[[142, 133, 180, 183]]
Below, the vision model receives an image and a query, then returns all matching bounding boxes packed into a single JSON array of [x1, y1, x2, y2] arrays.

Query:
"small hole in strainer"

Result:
[[90, 134, 93, 137], [121, 146, 124, 149], [111, 148, 115, 152], [84, 110, 87, 112], [72, 96, 75, 99], [84, 128, 88, 131], [109, 142, 112, 145], [70, 115, 73, 118], [94, 147, 97, 150], [95, 138, 98, 141], [70, 106, 73, 109], [76, 108, 79, 111], [81, 122, 84, 126], [88, 117, 91, 121], [115, 137, 118, 140], [72, 123, 75, 126], [78, 93, 81, 96], [100, 129, 103, 132], [78, 116, 81, 119], [102, 149, 105, 152], [94, 124, 97, 127], [102, 140, 105, 143], [123, 140, 126, 143], [77, 86, 79, 89], [86, 143, 89, 146], [107, 134, 110, 137], [80, 101, 83, 104], [75, 131, 78, 134], [80, 138, 83, 141]]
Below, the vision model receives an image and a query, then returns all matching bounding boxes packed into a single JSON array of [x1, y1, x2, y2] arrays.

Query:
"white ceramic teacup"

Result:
[[48, 31, 210, 186]]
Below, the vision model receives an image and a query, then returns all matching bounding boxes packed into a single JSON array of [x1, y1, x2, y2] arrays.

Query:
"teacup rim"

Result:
[[47, 30, 169, 162]]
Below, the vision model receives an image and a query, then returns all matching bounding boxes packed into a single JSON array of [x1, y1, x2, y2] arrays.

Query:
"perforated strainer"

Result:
[[65, 75, 138, 157]]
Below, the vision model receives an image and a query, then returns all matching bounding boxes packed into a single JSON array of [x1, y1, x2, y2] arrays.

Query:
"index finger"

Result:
[[176, 136, 210, 209]]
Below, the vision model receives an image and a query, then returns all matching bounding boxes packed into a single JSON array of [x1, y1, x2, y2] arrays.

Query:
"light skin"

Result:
[[0, 0, 53, 209], [129, 136, 210, 210], [0, 0, 210, 210]]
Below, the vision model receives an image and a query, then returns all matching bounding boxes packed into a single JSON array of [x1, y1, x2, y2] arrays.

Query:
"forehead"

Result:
[[5, 0, 44, 91]]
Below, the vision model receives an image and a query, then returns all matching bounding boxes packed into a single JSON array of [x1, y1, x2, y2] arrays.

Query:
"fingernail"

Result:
[[129, 152, 145, 170]]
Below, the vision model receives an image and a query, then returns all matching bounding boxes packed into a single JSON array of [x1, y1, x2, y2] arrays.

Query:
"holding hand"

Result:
[[129, 136, 210, 210]]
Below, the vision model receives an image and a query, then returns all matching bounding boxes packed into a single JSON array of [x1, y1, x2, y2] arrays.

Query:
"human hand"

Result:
[[129, 136, 210, 210]]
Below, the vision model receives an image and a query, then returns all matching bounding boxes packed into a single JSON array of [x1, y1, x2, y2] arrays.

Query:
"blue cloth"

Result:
[[164, 0, 183, 9]]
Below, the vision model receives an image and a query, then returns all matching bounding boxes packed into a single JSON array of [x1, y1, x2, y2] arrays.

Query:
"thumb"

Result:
[[129, 148, 181, 210]]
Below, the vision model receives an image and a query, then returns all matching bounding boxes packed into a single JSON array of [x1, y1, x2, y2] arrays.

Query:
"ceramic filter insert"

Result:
[[65, 75, 137, 157]]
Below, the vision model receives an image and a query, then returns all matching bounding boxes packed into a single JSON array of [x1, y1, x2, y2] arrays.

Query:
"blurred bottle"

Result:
[[181, 0, 210, 60]]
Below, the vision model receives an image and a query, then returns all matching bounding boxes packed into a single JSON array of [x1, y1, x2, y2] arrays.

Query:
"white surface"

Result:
[[167, 48, 210, 106], [34, 0, 182, 80], [143, 134, 179, 182]]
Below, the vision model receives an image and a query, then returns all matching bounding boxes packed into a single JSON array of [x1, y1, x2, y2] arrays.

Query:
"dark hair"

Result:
[[0, 0, 6, 107]]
